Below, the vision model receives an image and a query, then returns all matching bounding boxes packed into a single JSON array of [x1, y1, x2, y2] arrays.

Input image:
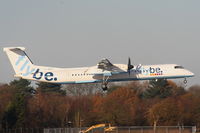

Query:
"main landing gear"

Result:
[[101, 75, 110, 91], [101, 83, 108, 91]]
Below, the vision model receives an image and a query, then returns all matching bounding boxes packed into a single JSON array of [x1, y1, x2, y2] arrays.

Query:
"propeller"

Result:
[[127, 57, 134, 76]]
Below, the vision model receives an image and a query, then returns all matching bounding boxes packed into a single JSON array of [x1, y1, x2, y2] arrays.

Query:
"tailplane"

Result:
[[3, 47, 35, 77]]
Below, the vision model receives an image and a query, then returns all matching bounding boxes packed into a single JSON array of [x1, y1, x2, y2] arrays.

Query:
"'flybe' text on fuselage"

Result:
[[134, 67, 163, 76]]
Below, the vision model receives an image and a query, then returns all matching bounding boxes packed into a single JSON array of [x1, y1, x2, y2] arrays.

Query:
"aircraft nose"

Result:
[[187, 71, 194, 77]]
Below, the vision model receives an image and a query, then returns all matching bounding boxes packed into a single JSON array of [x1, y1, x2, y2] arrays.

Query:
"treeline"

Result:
[[0, 79, 200, 129]]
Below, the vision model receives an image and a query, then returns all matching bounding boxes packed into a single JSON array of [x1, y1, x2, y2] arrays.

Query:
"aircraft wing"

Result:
[[97, 58, 115, 71], [92, 71, 125, 76], [95, 58, 126, 76]]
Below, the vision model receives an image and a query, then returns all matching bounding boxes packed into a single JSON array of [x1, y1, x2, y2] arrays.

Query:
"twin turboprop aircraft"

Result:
[[4, 47, 194, 91]]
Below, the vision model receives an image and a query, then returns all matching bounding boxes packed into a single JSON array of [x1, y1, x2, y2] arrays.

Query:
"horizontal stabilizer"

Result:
[[3, 47, 25, 51]]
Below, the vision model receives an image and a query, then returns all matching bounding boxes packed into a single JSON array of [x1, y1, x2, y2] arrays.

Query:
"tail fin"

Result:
[[3, 47, 35, 77]]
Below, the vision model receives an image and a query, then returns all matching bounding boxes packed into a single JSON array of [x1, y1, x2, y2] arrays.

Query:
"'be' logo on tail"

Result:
[[33, 69, 57, 81]]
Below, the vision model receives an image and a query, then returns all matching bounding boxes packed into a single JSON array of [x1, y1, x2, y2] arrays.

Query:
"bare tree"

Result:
[[62, 83, 103, 96]]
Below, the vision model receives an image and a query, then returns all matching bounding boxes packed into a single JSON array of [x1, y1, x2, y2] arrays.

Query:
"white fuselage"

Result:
[[23, 64, 194, 84]]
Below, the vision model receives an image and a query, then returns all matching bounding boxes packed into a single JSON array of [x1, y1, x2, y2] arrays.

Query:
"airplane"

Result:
[[3, 47, 194, 91]]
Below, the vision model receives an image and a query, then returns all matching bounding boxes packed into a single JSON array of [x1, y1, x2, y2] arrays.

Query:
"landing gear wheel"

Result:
[[184, 78, 187, 84], [101, 84, 108, 91], [101, 75, 110, 91]]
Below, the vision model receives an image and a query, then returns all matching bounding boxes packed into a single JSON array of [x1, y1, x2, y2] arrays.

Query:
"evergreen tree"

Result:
[[2, 79, 33, 128], [10, 79, 35, 94], [36, 82, 66, 95], [142, 79, 172, 99]]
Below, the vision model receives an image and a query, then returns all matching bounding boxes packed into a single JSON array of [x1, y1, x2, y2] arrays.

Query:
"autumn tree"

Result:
[[148, 98, 180, 126], [132, 96, 149, 126], [177, 88, 200, 126], [99, 87, 136, 126], [89, 94, 104, 125], [67, 95, 94, 127], [188, 85, 200, 97], [108, 81, 148, 96], [27, 92, 70, 128]]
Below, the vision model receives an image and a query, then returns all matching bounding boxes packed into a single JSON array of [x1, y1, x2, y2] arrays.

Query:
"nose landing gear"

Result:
[[184, 78, 187, 84], [183, 78, 188, 87]]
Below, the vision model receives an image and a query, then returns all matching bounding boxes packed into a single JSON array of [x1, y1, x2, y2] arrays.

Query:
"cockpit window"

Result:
[[174, 66, 184, 69]]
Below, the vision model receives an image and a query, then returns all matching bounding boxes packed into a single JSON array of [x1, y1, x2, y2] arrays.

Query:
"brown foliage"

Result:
[[0, 84, 15, 119], [1, 80, 200, 128], [178, 92, 200, 126], [148, 98, 180, 126], [68, 95, 93, 127], [97, 87, 136, 126], [27, 91, 70, 128]]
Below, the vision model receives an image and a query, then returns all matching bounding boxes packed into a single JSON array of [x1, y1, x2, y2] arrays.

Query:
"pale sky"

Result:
[[0, 0, 199, 87]]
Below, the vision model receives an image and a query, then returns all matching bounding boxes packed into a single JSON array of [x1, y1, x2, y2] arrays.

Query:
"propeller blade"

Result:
[[128, 57, 131, 66], [127, 57, 134, 76]]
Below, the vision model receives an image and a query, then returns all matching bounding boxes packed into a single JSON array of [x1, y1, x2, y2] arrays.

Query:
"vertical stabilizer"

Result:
[[3, 47, 35, 77]]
